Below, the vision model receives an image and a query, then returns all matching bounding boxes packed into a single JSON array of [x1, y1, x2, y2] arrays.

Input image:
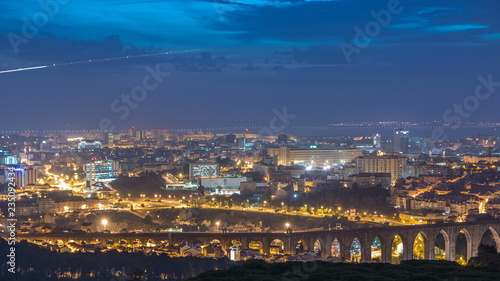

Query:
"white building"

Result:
[[268, 147, 363, 167], [199, 177, 247, 188], [84, 160, 120, 183], [356, 155, 407, 182]]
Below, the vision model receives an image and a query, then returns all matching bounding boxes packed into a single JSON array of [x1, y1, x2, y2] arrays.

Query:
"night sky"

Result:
[[1, 0, 499, 131]]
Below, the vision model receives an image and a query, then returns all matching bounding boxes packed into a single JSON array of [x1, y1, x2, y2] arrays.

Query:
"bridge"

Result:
[[18, 221, 500, 263]]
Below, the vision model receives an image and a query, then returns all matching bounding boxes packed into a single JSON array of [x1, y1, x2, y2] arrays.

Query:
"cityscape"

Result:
[[1, 0, 500, 281]]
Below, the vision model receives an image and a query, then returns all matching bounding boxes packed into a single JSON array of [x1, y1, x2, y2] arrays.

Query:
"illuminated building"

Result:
[[199, 176, 247, 189], [463, 156, 500, 164], [393, 128, 410, 154], [267, 147, 363, 167], [103, 133, 115, 146], [128, 128, 144, 141], [230, 246, 241, 261], [347, 173, 392, 188], [78, 140, 102, 151], [2, 155, 19, 165], [84, 160, 120, 183], [151, 128, 170, 139], [4, 167, 38, 188], [356, 155, 407, 182], [189, 163, 219, 179], [373, 134, 381, 149]]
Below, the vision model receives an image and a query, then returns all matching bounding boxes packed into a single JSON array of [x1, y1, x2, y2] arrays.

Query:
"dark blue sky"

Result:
[[1, 0, 499, 131]]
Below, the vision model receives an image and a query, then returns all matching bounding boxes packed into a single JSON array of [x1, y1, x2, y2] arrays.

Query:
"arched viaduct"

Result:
[[19, 221, 500, 263]]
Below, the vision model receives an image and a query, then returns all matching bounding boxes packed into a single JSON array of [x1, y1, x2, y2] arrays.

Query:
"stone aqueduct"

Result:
[[19, 221, 500, 263]]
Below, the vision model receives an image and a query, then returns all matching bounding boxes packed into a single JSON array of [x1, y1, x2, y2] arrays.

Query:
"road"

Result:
[[110, 198, 409, 227]]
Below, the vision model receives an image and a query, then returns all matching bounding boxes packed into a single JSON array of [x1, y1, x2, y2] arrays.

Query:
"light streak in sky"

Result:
[[0, 49, 200, 74]]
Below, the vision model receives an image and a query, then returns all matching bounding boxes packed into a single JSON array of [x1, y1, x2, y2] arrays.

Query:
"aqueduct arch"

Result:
[[17, 221, 500, 263]]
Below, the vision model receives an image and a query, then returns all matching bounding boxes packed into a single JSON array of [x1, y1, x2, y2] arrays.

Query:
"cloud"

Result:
[[483, 33, 500, 40], [1, 0, 499, 72], [428, 24, 489, 33]]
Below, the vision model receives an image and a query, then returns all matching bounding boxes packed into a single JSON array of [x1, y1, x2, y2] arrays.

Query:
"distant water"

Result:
[[284, 127, 499, 138]]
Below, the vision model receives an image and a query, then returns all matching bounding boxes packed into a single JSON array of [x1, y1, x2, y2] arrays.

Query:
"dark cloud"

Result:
[[0, 0, 499, 131]]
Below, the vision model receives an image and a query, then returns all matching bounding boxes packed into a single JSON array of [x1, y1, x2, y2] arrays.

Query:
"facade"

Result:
[[189, 163, 220, 179], [77, 140, 102, 151], [84, 160, 120, 183], [128, 128, 144, 141], [373, 134, 381, 149], [268, 147, 363, 167], [151, 128, 170, 139], [463, 156, 500, 164], [393, 128, 410, 154], [3, 167, 38, 188], [347, 173, 392, 188], [2, 155, 19, 165], [356, 155, 407, 182], [199, 177, 248, 188]]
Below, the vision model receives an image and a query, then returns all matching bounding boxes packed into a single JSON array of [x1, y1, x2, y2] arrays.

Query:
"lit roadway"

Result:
[[110, 198, 408, 227]]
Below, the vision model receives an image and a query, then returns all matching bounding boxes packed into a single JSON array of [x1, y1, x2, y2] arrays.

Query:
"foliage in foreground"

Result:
[[0, 239, 234, 281], [3, 239, 500, 281], [187, 259, 500, 281]]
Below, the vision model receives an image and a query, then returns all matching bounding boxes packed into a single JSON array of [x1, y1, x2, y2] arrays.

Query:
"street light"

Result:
[[216, 221, 220, 232], [285, 223, 291, 234], [102, 219, 108, 231]]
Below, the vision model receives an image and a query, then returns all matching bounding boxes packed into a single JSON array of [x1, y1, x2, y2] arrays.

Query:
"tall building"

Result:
[[238, 138, 247, 150], [103, 133, 115, 146], [5, 168, 38, 188], [373, 134, 381, 149], [128, 128, 144, 141], [40, 138, 56, 151], [84, 160, 120, 183], [356, 155, 407, 182], [268, 147, 363, 167], [151, 128, 170, 140], [225, 134, 236, 143], [393, 128, 410, 154], [380, 136, 393, 153]]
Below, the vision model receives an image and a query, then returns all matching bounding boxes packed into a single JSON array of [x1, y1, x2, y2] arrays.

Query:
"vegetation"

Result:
[[3, 239, 500, 281], [469, 244, 500, 268], [0, 239, 235, 281], [154, 207, 357, 231], [187, 259, 500, 281], [110, 172, 166, 196], [297, 186, 393, 215]]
